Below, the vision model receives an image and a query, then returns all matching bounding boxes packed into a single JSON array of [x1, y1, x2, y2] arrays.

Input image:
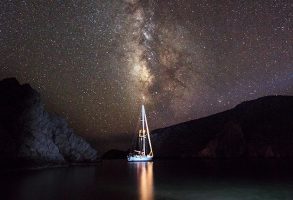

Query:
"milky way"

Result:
[[0, 0, 292, 151]]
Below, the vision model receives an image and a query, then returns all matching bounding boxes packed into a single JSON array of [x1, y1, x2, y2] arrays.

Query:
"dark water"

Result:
[[2, 159, 293, 200]]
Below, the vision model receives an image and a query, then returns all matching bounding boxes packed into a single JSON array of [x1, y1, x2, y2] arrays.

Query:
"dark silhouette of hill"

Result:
[[151, 96, 293, 158], [102, 149, 127, 159], [0, 78, 98, 168]]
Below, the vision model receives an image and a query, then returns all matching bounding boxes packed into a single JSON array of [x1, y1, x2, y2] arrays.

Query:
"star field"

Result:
[[0, 0, 292, 151]]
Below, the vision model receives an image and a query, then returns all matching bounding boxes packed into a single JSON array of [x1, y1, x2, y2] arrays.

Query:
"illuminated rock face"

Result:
[[151, 96, 293, 158], [0, 78, 97, 166]]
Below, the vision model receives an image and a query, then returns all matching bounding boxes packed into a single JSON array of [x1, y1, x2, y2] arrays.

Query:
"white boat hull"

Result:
[[127, 155, 153, 162]]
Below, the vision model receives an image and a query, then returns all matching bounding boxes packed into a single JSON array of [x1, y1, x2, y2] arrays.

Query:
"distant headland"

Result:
[[151, 95, 293, 158]]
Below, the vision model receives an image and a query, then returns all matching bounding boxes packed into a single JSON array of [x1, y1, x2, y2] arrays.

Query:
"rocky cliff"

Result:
[[151, 96, 293, 158], [0, 78, 98, 167]]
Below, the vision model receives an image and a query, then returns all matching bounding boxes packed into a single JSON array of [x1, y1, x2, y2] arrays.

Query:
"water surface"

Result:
[[2, 159, 293, 200]]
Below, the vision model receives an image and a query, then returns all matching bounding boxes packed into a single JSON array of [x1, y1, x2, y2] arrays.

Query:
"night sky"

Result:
[[1, 0, 292, 151]]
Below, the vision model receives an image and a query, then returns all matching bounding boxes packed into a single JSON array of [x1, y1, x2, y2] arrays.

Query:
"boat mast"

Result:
[[142, 105, 146, 155], [141, 104, 153, 157], [144, 110, 153, 156]]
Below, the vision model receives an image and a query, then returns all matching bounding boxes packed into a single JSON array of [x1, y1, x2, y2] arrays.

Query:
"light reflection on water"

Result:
[[135, 162, 154, 200]]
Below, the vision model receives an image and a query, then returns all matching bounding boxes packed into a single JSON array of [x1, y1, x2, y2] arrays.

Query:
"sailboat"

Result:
[[127, 105, 153, 162]]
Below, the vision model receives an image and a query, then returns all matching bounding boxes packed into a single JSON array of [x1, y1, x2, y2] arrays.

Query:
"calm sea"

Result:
[[2, 159, 293, 200]]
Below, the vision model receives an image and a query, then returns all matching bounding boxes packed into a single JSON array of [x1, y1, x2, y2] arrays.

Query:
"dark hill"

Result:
[[102, 149, 127, 159], [151, 96, 293, 158], [0, 78, 98, 168]]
